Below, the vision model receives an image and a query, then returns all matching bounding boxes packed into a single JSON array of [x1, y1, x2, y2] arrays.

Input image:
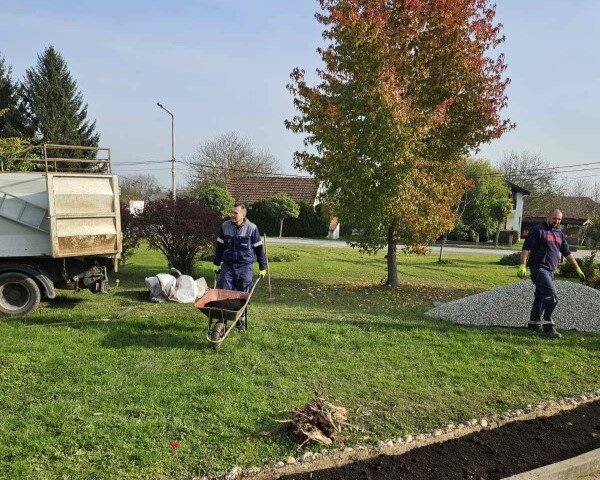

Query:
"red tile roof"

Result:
[[225, 176, 320, 205], [524, 195, 600, 221]]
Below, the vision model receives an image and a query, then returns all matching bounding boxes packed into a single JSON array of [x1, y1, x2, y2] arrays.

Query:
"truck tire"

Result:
[[0, 272, 41, 317]]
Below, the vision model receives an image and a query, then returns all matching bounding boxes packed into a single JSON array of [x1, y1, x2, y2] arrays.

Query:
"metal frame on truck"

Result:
[[0, 145, 122, 316]]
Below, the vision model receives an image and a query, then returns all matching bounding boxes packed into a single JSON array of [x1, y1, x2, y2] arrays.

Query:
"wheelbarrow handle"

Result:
[[247, 275, 261, 297]]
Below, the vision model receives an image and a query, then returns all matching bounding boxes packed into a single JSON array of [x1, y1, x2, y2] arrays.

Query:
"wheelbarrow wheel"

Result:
[[211, 322, 225, 349]]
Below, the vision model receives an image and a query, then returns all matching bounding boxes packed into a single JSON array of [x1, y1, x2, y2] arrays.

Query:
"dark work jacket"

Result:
[[214, 219, 267, 270], [522, 223, 571, 272]]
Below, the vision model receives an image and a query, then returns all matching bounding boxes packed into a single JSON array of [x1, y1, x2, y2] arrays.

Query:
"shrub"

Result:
[[497, 230, 520, 245], [261, 194, 300, 237], [137, 198, 221, 275], [249, 201, 328, 238], [584, 217, 600, 248], [558, 257, 585, 278], [498, 252, 521, 266], [558, 252, 600, 284], [284, 203, 329, 238], [191, 184, 234, 218], [447, 222, 473, 242]]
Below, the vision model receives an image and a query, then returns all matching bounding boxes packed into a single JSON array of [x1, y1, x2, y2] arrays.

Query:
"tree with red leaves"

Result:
[[286, 0, 513, 286], [138, 199, 221, 275]]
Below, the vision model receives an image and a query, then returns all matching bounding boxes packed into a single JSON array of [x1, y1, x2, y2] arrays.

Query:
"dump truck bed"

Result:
[[0, 172, 121, 258]]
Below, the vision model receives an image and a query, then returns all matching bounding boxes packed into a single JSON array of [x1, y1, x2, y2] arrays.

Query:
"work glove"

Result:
[[259, 269, 267, 279], [212, 264, 221, 275], [575, 267, 586, 283], [517, 264, 527, 280]]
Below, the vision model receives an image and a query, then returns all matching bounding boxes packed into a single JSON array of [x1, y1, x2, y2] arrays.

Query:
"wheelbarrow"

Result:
[[195, 277, 260, 349]]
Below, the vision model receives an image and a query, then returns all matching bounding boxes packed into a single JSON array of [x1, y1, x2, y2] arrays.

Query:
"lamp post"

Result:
[[156, 101, 176, 200]]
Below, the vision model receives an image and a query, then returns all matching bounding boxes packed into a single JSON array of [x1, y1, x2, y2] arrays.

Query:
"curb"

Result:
[[503, 447, 600, 480]]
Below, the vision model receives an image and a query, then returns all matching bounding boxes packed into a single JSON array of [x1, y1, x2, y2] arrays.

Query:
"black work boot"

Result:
[[540, 324, 561, 339], [527, 321, 543, 333]]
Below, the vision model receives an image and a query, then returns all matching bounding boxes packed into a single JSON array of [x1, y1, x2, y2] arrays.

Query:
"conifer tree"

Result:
[[0, 53, 29, 138], [21, 46, 99, 155]]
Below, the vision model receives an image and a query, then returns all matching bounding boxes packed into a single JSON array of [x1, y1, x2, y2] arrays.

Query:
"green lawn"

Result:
[[1, 246, 599, 479]]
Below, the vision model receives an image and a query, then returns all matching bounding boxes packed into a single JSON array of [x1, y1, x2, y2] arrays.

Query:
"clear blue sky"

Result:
[[1, 0, 599, 188]]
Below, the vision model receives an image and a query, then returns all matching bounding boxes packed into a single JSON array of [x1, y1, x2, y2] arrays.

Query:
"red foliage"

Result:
[[138, 198, 221, 275]]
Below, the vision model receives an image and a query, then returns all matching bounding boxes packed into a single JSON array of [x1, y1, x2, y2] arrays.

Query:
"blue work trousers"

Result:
[[218, 263, 253, 329], [218, 263, 253, 291], [530, 268, 558, 325]]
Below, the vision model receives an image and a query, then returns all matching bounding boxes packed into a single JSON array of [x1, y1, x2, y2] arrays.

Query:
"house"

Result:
[[225, 176, 320, 206], [225, 175, 335, 238], [504, 181, 531, 234], [522, 195, 600, 244]]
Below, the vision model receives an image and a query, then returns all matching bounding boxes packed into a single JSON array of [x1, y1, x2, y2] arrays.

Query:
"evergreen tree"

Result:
[[21, 46, 99, 154], [0, 53, 29, 138]]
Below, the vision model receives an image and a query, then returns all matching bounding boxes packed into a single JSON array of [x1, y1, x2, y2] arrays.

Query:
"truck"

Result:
[[0, 144, 122, 316]]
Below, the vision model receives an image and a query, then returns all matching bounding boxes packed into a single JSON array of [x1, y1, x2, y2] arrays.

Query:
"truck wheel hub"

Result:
[[1, 284, 30, 308]]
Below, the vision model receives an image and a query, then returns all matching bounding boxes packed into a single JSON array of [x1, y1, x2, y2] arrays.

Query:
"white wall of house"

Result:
[[505, 192, 524, 232]]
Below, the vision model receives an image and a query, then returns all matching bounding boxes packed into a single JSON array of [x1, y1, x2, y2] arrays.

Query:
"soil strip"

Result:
[[280, 400, 600, 480]]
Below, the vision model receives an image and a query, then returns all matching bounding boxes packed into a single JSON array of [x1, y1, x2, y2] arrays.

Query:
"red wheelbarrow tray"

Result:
[[194, 288, 250, 322]]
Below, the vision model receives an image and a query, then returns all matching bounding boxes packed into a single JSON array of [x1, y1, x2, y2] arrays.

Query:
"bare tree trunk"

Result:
[[474, 232, 480, 245], [439, 231, 448, 263], [279, 218, 284, 238], [386, 224, 399, 287]]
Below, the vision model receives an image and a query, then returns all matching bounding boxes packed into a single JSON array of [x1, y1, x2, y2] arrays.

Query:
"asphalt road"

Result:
[[266, 237, 587, 258]]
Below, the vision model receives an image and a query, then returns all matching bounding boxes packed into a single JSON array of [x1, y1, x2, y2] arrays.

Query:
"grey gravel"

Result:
[[426, 281, 600, 333]]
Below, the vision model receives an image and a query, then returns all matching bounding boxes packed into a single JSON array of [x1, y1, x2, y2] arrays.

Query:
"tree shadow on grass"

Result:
[[256, 277, 479, 312], [100, 324, 208, 350], [112, 289, 152, 302], [101, 328, 211, 350], [44, 295, 85, 309]]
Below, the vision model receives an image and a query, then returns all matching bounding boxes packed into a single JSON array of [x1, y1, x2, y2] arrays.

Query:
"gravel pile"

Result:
[[426, 281, 600, 333]]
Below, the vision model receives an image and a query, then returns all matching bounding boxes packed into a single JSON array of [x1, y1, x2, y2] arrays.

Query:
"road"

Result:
[[266, 237, 587, 258]]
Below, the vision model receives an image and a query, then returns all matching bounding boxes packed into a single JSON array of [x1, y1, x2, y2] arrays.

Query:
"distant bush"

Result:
[[190, 184, 234, 218], [497, 230, 519, 245], [498, 252, 521, 266], [557, 252, 600, 290], [249, 201, 328, 238], [558, 257, 586, 278], [447, 222, 473, 242]]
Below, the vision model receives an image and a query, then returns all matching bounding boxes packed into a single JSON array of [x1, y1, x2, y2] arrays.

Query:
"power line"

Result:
[[509, 160, 600, 173], [478, 159, 600, 177], [113, 160, 172, 166]]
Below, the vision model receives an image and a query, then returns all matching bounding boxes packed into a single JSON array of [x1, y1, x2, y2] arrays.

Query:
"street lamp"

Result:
[[156, 101, 176, 200]]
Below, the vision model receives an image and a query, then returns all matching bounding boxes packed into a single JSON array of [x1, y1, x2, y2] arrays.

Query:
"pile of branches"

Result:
[[279, 395, 349, 447]]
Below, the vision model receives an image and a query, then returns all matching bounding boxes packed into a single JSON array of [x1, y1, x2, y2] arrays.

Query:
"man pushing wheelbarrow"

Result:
[[211, 203, 267, 333]]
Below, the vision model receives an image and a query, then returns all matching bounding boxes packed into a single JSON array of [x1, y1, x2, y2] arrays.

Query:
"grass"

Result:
[[1, 245, 599, 478]]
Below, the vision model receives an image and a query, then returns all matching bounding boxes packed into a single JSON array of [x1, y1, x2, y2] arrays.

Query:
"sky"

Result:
[[1, 0, 600, 190]]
